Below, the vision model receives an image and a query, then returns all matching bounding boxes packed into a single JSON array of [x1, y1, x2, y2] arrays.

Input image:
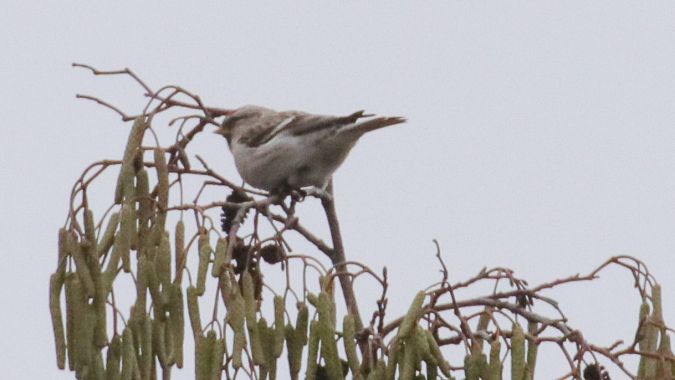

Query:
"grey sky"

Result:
[[2, 1, 675, 378]]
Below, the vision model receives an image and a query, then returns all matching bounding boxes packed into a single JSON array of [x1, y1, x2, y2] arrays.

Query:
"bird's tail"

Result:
[[346, 115, 406, 135]]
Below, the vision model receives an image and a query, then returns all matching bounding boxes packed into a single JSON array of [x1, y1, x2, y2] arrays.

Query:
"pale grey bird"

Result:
[[215, 105, 405, 192]]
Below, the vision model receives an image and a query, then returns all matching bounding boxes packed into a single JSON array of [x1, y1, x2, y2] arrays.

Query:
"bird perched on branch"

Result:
[[215, 105, 405, 192]]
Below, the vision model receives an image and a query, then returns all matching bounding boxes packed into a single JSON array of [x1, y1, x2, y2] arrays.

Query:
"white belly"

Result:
[[231, 135, 353, 191]]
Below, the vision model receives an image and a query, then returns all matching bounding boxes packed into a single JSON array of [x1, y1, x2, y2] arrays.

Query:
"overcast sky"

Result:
[[3, 2, 675, 379]]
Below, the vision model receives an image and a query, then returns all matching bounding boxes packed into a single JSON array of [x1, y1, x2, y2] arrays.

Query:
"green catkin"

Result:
[[187, 286, 202, 338], [426, 361, 438, 380], [135, 169, 151, 241], [273, 296, 285, 358], [121, 328, 136, 380], [84, 209, 97, 253], [511, 323, 525, 380], [118, 203, 134, 273], [144, 258, 165, 318], [135, 255, 149, 313], [97, 212, 120, 258], [64, 274, 79, 370], [285, 304, 308, 379], [196, 232, 211, 296], [424, 330, 452, 377], [115, 117, 146, 204], [400, 338, 418, 380], [227, 286, 246, 369], [72, 241, 96, 298], [487, 339, 502, 380], [211, 238, 228, 278], [163, 315, 176, 367], [210, 336, 225, 380], [174, 221, 185, 283], [243, 271, 265, 365], [140, 315, 153, 379], [464, 350, 487, 380], [398, 291, 426, 340], [168, 284, 184, 368], [343, 315, 362, 380], [368, 359, 385, 380], [305, 320, 320, 380], [526, 321, 538, 379], [78, 305, 97, 373], [93, 266, 109, 348], [640, 302, 659, 378], [385, 339, 401, 380], [153, 319, 168, 368], [157, 231, 171, 290], [317, 291, 336, 330], [154, 148, 169, 236], [57, 228, 69, 273], [91, 351, 106, 380], [413, 327, 433, 365], [637, 301, 651, 377], [259, 318, 277, 377], [317, 292, 342, 379], [306, 293, 319, 308], [49, 273, 66, 369], [69, 276, 88, 370], [105, 334, 122, 380], [657, 333, 673, 377], [195, 332, 215, 380]]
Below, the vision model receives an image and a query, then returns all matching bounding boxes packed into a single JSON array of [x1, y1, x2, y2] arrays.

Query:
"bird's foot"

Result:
[[304, 187, 333, 202]]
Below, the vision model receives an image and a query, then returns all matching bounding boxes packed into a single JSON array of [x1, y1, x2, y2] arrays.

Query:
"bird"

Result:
[[214, 105, 405, 192]]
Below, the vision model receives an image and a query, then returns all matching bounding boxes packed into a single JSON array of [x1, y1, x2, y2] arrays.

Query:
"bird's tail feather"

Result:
[[347, 116, 407, 135]]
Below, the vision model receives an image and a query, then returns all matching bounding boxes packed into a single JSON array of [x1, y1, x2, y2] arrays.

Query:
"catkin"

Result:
[[157, 231, 171, 290], [242, 271, 264, 365], [398, 291, 425, 340], [273, 296, 285, 358], [211, 238, 228, 278], [187, 286, 202, 338], [84, 209, 97, 254], [97, 212, 120, 258], [105, 334, 122, 380], [195, 332, 214, 380], [526, 321, 538, 378], [57, 228, 69, 273], [210, 335, 225, 380], [168, 283, 184, 368], [343, 315, 362, 379], [49, 273, 66, 369], [153, 319, 168, 368], [400, 340, 418, 380], [115, 117, 146, 204], [385, 339, 401, 380], [140, 315, 153, 379], [196, 232, 211, 296], [511, 323, 525, 380], [118, 203, 134, 273], [174, 221, 185, 283], [154, 148, 169, 236], [72, 241, 96, 298], [424, 330, 451, 377], [135, 169, 151, 242], [305, 320, 320, 380], [227, 285, 246, 369], [487, 339, 502, 380]]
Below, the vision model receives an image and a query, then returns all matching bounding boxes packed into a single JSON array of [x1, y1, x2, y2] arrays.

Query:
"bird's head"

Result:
[[214, 105, 271, 144]]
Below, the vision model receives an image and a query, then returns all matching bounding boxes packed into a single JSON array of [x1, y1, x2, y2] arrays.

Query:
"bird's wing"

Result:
[[237, 111, 304, 147], [240, 110, 372, 147], [286, 110, 371, 137]]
